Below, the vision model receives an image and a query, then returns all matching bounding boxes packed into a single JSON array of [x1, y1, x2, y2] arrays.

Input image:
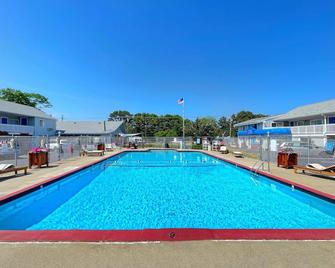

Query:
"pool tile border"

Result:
[[0, 149, 334, 242]]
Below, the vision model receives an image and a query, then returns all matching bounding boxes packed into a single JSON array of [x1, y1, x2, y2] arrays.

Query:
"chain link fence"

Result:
[[223, 135, 335, 167], [0, 135, 194, 167], [0, 135, 123, 167], [127, 136, 193, 149]]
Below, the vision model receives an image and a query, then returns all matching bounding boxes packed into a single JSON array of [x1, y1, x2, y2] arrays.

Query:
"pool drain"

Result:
[[169, 232, 176, 239]]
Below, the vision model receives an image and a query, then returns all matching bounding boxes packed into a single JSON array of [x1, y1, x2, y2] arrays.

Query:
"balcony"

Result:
[[0, 123, 34, 135], [286, 124, 335, 136]]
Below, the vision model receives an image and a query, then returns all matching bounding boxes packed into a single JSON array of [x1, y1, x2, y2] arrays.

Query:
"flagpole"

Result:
[[182, 100, 185, 149]]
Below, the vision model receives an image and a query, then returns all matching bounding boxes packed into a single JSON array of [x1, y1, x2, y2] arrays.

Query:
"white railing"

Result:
[[326, 124, 335, 134], [286, 124, 335, 136], [0, 123, 34, 135]]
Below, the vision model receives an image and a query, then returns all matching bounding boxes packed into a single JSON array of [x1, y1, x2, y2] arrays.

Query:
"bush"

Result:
[[191, 144, 202, 149]]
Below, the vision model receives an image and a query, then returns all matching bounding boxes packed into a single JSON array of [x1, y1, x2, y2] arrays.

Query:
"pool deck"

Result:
[[204, 150, 335, 197], [0, 149, 335, 267], [1, 148, 334, 198]]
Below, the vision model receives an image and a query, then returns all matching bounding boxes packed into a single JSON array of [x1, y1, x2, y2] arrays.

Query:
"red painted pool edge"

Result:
[[0, 149, 334, 242], [1, 229, 335, 242]]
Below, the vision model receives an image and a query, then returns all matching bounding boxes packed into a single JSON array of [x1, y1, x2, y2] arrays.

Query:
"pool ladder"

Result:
[[251, 160, 269, 174]]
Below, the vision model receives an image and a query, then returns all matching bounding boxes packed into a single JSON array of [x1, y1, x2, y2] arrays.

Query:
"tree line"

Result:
[[0, 88, 266, 137], [109, 110, 266, 137]]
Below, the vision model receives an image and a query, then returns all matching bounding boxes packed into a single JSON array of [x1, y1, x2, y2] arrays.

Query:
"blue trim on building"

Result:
[[238, 128, 291, 136]]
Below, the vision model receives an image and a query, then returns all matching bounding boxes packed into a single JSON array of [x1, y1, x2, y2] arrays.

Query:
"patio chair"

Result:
[[82, 149, 104, 157], [105, 144, 113, 152], [0, 164, 28, 176], [294, 163, 335, 177], [219, 146, 229, 154], [233, 151, 243, 158]]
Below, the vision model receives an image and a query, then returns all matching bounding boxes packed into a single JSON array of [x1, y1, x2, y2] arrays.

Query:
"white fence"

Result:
[[0, 124, 34, 135], [0, 135, 121, 167], [273, 123, 335, 136], [224, 135, 335, 167], [0, 135, 194, 167]]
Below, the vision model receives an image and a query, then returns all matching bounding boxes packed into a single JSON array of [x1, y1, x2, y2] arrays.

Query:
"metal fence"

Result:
[[223, 135, 335, 167], [0, 135, 194, 167], [0, 135, 122, 167], [127, 136, 193, 149]]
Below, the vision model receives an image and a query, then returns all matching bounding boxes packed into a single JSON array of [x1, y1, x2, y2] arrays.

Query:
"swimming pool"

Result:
[[0, 150, 334, 241]]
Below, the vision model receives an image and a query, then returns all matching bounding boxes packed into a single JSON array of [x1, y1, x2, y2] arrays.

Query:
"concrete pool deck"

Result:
[[0, 149, 334, 267], [1, 241, 335, 268], [1, 148, 334, 198], [205, 150, 335, 196]]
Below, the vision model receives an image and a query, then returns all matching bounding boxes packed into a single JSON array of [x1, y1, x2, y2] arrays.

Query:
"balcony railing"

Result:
[[0, 123, 34, 135], [266, 124, 335, 136]]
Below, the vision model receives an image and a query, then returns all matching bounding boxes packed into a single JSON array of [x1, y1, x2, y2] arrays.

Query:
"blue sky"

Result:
[[0, 0, 334, 120]]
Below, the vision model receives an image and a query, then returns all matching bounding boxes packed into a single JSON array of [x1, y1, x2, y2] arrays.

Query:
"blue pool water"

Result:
[[0, 150, 334, 230]]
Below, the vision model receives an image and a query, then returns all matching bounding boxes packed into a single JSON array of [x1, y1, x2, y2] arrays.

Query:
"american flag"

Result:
[[177, 97, 184, 105]]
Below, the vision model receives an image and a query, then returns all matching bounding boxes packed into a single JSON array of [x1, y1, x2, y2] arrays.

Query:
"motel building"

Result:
[[0, 99, 56, 136], [234, 99, 335, 152]]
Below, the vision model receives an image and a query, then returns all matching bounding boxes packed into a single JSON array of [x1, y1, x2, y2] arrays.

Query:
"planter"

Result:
[[29, 151, 49, 168]]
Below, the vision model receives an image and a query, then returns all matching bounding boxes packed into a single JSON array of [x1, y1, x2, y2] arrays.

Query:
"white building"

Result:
[[272, 99, 335, 139], [0, 99, 56, 136], [234, 99, 335, 146], [234, 115, 283, 131], [56, 120, 125, 136]]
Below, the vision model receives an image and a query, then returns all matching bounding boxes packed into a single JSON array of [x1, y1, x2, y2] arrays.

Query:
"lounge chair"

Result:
[[105, 144, 113, 152], [0, 164, 28, 176], [82, 149, 104, 157], [294, 164, 335, 177], [219, 146, 229, 154], [233, 151, 243, 158]]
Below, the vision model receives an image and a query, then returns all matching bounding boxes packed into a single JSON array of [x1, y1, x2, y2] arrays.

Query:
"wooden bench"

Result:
[[0, 166, 28, 176]]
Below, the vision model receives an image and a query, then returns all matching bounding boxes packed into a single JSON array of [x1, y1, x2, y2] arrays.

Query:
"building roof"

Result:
[[56, 120, 124, 135], [274, 99, 335, 121], [0, 99, 55, 120], [234, 115, 281, 128]]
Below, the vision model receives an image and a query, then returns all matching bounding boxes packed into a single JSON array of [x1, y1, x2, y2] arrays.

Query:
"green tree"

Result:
[[194, 117, 221, 137], [158, 115, 183, 136], [108, 110, 132, 121], [229, 111, 267, 136], [0, 88, 52, 108], [154, 129, 178, 137], [184, 119, 195, 136], [218, 116, 231, 137]]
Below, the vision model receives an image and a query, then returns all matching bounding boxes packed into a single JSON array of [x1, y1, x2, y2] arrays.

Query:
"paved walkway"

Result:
[[1, 241, 334, 268]]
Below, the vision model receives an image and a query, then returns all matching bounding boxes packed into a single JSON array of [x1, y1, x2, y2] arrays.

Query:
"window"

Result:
[[39, 119, 44, 127], [21, 117, 28, 126], [271, 123, 277, 127], [9, 119, 19, 125], [329, 117, 335, 124], [1, 117, 8, 124], [310, 119, 323, 125]]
